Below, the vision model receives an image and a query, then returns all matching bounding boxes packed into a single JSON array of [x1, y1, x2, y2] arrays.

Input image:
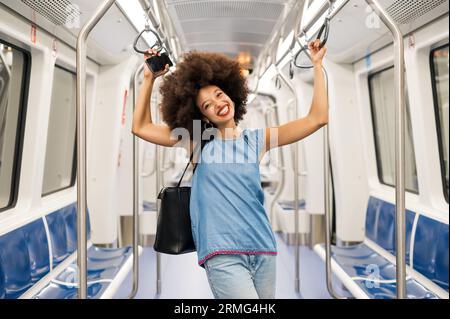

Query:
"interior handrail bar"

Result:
[[258, 0, 350, 81], [273, 65, 301, 294], [364, 0, 406, 299], [128, 62, 147, 298], [76, 0, 117, 299], [138, 0, 176, 63]]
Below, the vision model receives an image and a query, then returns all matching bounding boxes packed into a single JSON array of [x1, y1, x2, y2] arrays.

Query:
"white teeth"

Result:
[[218, 106, 229, 116]]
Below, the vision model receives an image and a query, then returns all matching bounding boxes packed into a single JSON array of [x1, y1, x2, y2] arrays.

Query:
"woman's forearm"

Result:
[[308, 64, 328, 125], [132, 78, 154, 133]]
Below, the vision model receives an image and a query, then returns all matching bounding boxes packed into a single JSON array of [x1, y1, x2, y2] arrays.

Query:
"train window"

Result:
[[430, 44, 449, 202], [42, 66, 76, 196], [0, 41, 29, 212], [369, 66, 419, 194]]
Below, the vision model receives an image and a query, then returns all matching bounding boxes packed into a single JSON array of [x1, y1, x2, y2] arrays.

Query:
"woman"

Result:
[[132, 40, 327, 299]]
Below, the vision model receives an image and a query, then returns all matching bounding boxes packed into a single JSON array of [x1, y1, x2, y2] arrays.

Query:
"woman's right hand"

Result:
[[143, 48, 170, 81]]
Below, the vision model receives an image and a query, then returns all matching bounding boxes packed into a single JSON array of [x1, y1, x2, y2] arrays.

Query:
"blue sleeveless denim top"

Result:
[[190, 128, 277, 267]]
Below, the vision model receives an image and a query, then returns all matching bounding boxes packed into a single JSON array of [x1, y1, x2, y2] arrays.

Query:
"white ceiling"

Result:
[[0, 0, 144, 65], [325, 0, 449, 64], [163, 0, 298, 67]]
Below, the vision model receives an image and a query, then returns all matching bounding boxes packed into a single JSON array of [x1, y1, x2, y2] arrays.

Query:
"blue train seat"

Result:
[[0, 218, 49, 298], [413, 214, 449, 291], [314, 196, 449, 299], [0, 203, 137, 299]]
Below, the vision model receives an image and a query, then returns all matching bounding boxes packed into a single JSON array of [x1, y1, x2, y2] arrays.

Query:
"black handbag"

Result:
[[153, 140, 208, 254]]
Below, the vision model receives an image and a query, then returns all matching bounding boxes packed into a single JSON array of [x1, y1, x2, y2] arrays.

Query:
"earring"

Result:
[[204, 121, 214, 131]]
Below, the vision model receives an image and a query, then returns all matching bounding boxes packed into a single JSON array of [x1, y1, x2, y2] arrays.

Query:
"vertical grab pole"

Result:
[[275, 67, 301, 293], [137, 0, 163, 295], [154, 92, 162, 296], [76, 0, 116, 299], [129, 63, 146, 298], [364, 0, 406, 299], [321, 67, 349, 299], [155, 145, 162, 296]]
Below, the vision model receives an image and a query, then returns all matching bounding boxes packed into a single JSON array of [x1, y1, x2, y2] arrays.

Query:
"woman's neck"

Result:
[[216, 121, 240, 140]]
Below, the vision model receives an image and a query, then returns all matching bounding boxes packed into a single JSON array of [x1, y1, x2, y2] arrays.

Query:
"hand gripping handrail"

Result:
[[364, 0, 406, 299], [76, 0, 116, 299], [138, 0, 176, 63]]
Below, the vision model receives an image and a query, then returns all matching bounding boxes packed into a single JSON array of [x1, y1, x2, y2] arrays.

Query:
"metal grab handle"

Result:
[[138, 0, 175, 63], [364, 0, 406, 299], [76, 0, 116, 299], [316, 17, 330, 49], [289, 5, 333, 70], [133, 26, 165, 54], [293, 16, 329, 70]]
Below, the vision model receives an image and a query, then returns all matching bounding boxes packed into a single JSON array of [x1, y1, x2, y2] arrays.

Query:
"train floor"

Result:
[[114, 232, 343, 299]]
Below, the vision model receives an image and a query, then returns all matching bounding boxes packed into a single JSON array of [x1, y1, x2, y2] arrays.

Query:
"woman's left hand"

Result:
[[308, 39, 327, 67]]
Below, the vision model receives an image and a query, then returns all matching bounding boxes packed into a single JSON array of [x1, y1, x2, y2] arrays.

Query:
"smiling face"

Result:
[[196, 85, 236, 126]]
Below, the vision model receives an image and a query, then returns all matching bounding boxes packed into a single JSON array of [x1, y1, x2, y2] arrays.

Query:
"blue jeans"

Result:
[[204, 254, 276, 299]]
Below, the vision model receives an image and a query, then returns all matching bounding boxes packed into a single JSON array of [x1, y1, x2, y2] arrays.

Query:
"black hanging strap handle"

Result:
[[292, 17, 330, 70], [133, 26, 165, 54], [316, 17, 330, 49], [133, 26, 173, 73]]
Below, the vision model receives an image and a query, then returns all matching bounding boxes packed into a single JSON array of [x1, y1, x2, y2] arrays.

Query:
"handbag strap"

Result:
[[176, 139, 209, 188]]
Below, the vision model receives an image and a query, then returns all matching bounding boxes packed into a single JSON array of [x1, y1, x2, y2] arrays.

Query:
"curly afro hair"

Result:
[[159, 51, 248, 138]]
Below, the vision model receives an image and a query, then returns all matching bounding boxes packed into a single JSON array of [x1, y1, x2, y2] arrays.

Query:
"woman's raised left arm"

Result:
[[264, 39, 328, 152]]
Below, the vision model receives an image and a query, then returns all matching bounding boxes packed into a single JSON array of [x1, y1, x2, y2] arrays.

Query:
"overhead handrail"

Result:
[[364, 0, 406, 299], [128, 62, 146, 299], [138, 0, 176, 63], [262, 0, 349, 76], [256, 0, 339, 83], [76, 0, 117, 299], [293, 6, 332, 70]]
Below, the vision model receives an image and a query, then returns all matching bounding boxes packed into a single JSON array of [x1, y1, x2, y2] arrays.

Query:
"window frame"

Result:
[[368, 65, 419, 195], [429, 43, 449, 203], [0, 39, 31, 213], [41, 64, 77, 197]]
